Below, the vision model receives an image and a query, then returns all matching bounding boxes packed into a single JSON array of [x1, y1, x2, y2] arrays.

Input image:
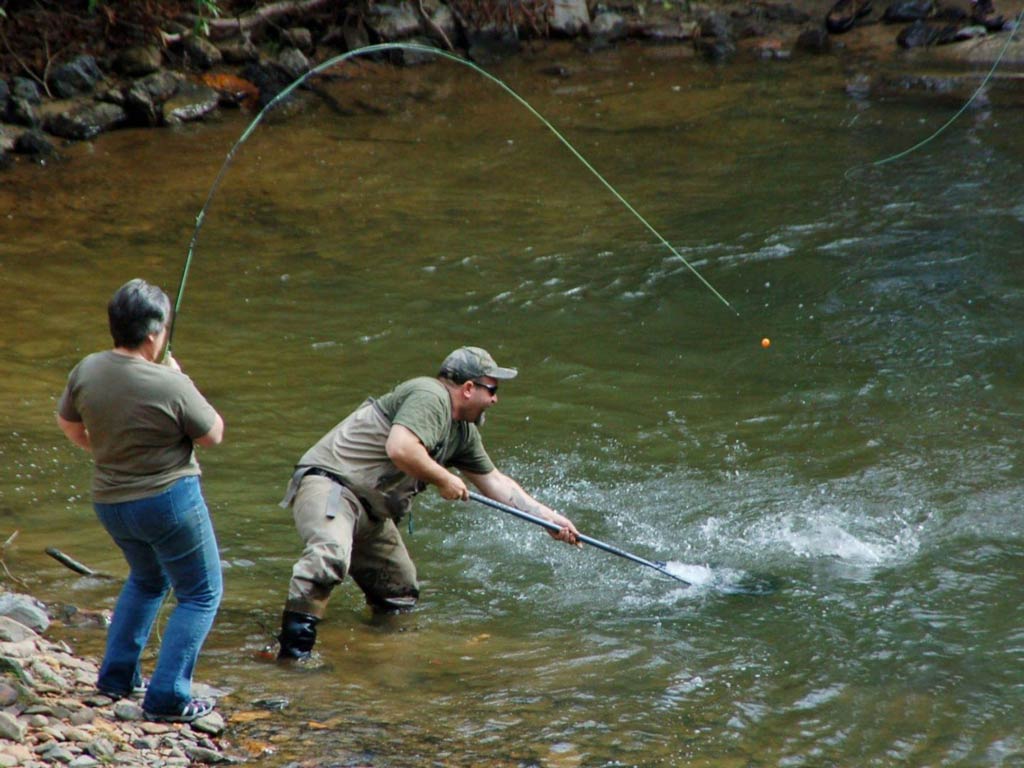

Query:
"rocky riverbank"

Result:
[[1, 0, 1023, 173], [0, 590, 242, 766]]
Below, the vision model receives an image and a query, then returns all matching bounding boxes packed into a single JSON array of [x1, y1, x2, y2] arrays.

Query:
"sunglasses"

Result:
[[472, 380, 498, 396]]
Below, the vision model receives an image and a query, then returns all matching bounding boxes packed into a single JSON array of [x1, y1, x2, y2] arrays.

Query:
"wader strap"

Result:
[[279, 466, 311, 509], [325, 481, 342, 520], [279, 465, 348, 512], [281, 465, 379, 521]]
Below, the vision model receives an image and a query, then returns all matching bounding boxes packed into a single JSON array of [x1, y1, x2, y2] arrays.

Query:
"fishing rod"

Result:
[[165, 41, 738, 358], [467, 491, 691, 586]]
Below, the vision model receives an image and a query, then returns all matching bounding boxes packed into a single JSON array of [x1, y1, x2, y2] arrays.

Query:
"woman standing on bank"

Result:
[[57, 278, 225, 723]]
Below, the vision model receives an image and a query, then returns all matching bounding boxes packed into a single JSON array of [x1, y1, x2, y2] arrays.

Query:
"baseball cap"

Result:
[[439, 346, 518, 381]]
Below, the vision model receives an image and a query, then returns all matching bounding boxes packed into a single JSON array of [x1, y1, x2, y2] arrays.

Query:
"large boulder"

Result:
[[6, 97, 39, 128], [10, 77, 41, 105], [113, 46, 163, 77], [7, 78, 42, 127], [422, 3, 458, 47], [241, 60, 298, 109], [281, 27, 314, 53], [277, 46, 311, 80], [13, 129, 56, 158], [48, 55, 104, 98], [589, 12, 628, 42], [42, 101, 126, 140], [218, 34, 260, 64], [0, 615, 41, 643], [694, 11, 737, 61], [182, 35, 223, 70], [549, 0, 590, 36], [795, 25, 832, 53], [124, 70, 183, 126], [0, 594, 49, 633], [367, 2, 421, 40]]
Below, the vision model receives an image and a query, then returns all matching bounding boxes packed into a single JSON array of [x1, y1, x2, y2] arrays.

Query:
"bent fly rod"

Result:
[[467, 491, 691, 586], [166, 41, 737, 359]]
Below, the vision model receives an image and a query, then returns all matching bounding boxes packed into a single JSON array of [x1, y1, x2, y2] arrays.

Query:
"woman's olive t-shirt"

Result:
[[58, 351, 218, 503]]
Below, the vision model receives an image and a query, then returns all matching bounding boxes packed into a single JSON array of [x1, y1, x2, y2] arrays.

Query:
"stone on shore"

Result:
[[48, 55, 105, 99], [114, 46, 165, 77], [0, 594, 49, 633], [550, 0, 591, 36], [1, 0, 1022, 174], [0, 590, 239, 767], [41, 101, 126, 141], [163, 82, 222, 125]]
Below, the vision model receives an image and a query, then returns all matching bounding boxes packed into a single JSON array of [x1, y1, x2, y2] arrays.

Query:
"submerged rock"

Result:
[[695, 13, 738, 61], [466, 29, 522, 64], [163, 81, 221, 125], [42, 101, 124, 140], [12, 129, 55, 158], [883, 0, 936, 21], [795, 26, 832, 53], [125, 70, 183, 126]]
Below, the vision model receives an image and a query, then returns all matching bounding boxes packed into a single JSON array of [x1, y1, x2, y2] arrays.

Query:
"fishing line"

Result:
[[848, 9, 1024, 177], [166, 41, 738, 356]]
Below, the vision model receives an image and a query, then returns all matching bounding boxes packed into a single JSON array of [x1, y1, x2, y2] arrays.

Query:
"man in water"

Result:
[[276, 346, 580, 660]]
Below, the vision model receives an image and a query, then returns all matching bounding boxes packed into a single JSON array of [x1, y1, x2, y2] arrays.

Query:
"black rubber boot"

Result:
[[277, 610, 319, 661]]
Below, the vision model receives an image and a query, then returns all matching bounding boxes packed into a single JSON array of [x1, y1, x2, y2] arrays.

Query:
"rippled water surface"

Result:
[[3, 41, 1024, 766]]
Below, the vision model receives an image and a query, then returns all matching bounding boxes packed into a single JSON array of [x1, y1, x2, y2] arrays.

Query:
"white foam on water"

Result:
[[743, 502, 926, 570], [659, 562, 773, 596], [662, 561, 715, 586]]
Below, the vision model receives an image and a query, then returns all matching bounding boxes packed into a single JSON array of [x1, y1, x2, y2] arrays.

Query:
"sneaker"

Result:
[[96, 678, 148, 700], [144, 698, 215, 724]]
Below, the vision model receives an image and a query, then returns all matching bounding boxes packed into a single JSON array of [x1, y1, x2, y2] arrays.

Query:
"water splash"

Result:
[[663, 562, 778, 596]]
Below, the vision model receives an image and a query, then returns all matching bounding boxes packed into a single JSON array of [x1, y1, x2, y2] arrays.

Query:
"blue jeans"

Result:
[[94, 475, 222, 715]]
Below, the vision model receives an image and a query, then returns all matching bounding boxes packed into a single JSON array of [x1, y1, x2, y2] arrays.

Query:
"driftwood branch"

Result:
[[174, 0, 335, 41], [0, 25, 54, 97], [418, 0, 455, 51], [45, 547, 98, 576], [1, 531, 28, 588]]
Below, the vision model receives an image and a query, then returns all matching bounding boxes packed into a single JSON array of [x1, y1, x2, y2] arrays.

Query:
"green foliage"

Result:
[[85, 1, 223, 25], [191, 0, 222, 36]]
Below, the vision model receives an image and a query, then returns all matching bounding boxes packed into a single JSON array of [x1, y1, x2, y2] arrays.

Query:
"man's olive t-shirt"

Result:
[[58, 351, 218, 503], [299, 376, 494, 507], [375, 377, 493, 473]]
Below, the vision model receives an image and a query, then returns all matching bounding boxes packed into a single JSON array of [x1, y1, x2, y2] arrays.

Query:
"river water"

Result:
[[3, 40, 1024, 766]]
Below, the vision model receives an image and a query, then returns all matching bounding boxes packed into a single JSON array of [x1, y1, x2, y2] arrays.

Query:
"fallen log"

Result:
[[170, 0, 335, 43]]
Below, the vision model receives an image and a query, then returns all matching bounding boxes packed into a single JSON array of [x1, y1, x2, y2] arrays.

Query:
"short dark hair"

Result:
[[107, 279, 171, 349]]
